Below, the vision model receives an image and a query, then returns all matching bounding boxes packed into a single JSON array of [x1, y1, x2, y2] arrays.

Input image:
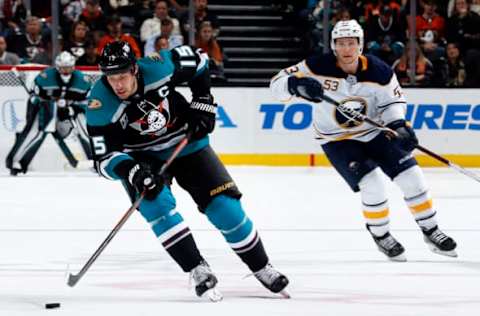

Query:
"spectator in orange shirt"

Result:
[[195, 21, 225, 81], [97, 15, 141, 57], [195, 21, 222, 65], [416, 0, 445, 41], [392, 41, 434, 86]]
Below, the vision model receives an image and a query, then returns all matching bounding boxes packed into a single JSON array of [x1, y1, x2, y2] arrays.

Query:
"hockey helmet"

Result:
[[330, 19, 364, 55], [55, 51, 76, 83], [99, 41, 136, 76]]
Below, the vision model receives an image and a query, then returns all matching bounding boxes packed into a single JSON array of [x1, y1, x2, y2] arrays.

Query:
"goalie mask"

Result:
[[330, 19, 364, 55], [55, 51, 76, 83]]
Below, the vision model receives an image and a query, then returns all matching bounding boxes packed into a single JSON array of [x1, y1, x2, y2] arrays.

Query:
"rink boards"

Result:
[[1, 82, 479, 170]]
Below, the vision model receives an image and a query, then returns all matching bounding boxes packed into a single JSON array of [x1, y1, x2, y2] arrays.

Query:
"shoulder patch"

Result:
[[88, 99, 102, 109], [39, 71, 48, 79]]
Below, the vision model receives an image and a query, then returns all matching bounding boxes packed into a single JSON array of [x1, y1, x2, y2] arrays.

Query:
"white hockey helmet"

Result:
[[55, 51, 76, 83], [330, 19, 364, 55]]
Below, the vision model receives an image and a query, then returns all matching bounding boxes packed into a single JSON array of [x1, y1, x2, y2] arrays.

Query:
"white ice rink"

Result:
[[1, 166, 480, 315]]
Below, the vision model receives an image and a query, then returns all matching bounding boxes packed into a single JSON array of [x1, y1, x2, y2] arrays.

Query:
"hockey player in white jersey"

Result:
[[270, 19, 457, 261]]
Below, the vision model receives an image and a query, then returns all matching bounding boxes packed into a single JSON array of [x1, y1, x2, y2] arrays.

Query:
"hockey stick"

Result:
[[320, 94, 480, 183], [67, 133, 192, 287], [11, 67, 33, 95]]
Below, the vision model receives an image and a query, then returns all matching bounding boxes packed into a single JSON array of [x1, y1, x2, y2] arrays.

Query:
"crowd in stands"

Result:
[[0, 0, 477, 87], [301, 0, 480, 87], [0, 0, 225, 81]]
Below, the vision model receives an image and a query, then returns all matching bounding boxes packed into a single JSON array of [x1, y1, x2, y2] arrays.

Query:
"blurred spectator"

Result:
[[445, 42, 466, 86], [64, 20, 90, 60], [332, 7, 352, 24], [471, 0, 480, 14], [195, 21, 225, 81], [364, 0, 401, 23], [416, 0, 445, 40], [366, 5, 405, 65], [134, 0, 155, 32], [79, 0, 107, 35], [392, 41, 434, 86], [180, 0, 219, 43], [144, 17, 183, 55], [30, 41, 53, 65], [446, 0, 480, 53], [154, 35, 169, 51], [3, 0, 27, 34], [62, 0, 85, 38], [447, 0, 480, 87], [416, 0, 446, 61], [0, 35, 19, 64], [97, 14, 141, 57], [140, 0, 181, 43], [76, 40, 100, 66], [7, 16, 50, 63]]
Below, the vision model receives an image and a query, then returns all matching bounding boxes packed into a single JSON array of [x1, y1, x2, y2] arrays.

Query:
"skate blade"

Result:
[[201, 288, 223, 302], [279, 289, 291, 299], [428, 244, 458, 257], [387, 253, 407, 262]]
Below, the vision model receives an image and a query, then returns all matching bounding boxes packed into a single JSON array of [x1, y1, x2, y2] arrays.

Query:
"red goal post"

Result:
[[0, 64, 102, 90]]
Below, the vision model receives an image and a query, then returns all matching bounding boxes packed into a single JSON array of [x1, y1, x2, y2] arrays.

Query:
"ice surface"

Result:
[[1, 167, 479, 315]]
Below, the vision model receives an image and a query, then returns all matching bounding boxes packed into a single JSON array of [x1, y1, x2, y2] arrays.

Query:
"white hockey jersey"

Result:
[[270, 53, 407, 144]]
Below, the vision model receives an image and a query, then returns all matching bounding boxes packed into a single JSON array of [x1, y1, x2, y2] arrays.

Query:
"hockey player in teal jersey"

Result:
[[6, 51, 92, 175], [86, 41, 289, 301]]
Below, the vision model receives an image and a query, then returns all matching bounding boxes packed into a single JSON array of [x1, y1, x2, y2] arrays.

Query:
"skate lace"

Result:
[[429, 229, 448, 244], [253, 264, 281, 286], [378, 235, 398, 250], [189, 262, 212, 287]]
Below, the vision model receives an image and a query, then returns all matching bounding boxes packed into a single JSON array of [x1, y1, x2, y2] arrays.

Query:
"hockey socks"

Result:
[[205, 195, 268, 272], [139, 186, 203, 272]]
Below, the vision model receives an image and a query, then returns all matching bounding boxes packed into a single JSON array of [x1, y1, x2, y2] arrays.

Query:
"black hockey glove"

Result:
[[287, 76, 324, 102], [387, 120, 418, 152], [56, 99, 74, 121], [187, 95, 217, 140], [128, 163, 163, 200]]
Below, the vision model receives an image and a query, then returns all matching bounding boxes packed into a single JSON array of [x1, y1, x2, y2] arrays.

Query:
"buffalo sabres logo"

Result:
[[334, 97, 368, 129], [130, 99, 170, 136]]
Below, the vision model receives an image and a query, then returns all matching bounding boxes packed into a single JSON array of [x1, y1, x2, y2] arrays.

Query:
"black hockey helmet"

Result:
[[99, 41, 136, 76]]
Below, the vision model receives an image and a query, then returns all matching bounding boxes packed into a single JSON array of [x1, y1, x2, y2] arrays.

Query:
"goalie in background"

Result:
[[5, 51, 92, 175], [270, 19, 457, 261]]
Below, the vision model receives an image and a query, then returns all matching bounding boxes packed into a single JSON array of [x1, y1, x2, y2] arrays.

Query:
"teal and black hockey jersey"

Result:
[[32, 67, 91, 108], [86, 45, 211, 180]]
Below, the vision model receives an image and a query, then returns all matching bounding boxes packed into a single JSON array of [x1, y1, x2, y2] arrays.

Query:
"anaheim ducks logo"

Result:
[[130, 99, 170, 136], [334, 97, 368, 129]]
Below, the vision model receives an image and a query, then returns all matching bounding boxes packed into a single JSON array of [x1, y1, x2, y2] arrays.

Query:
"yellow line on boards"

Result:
[[218, 154, 480, 167]]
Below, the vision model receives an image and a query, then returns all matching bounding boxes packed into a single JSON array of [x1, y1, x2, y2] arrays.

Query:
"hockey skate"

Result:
[[190, 261, 223, 302], [254, 263, 290, 298], [368, 228, 406, 262], [422, 226, 457, 257]]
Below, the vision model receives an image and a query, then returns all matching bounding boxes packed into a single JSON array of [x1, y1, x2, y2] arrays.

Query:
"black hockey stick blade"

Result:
[[67, 273, 81, 287]]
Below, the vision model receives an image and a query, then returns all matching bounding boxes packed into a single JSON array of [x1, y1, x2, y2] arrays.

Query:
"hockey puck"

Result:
[[45, 303, 61, 309]]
